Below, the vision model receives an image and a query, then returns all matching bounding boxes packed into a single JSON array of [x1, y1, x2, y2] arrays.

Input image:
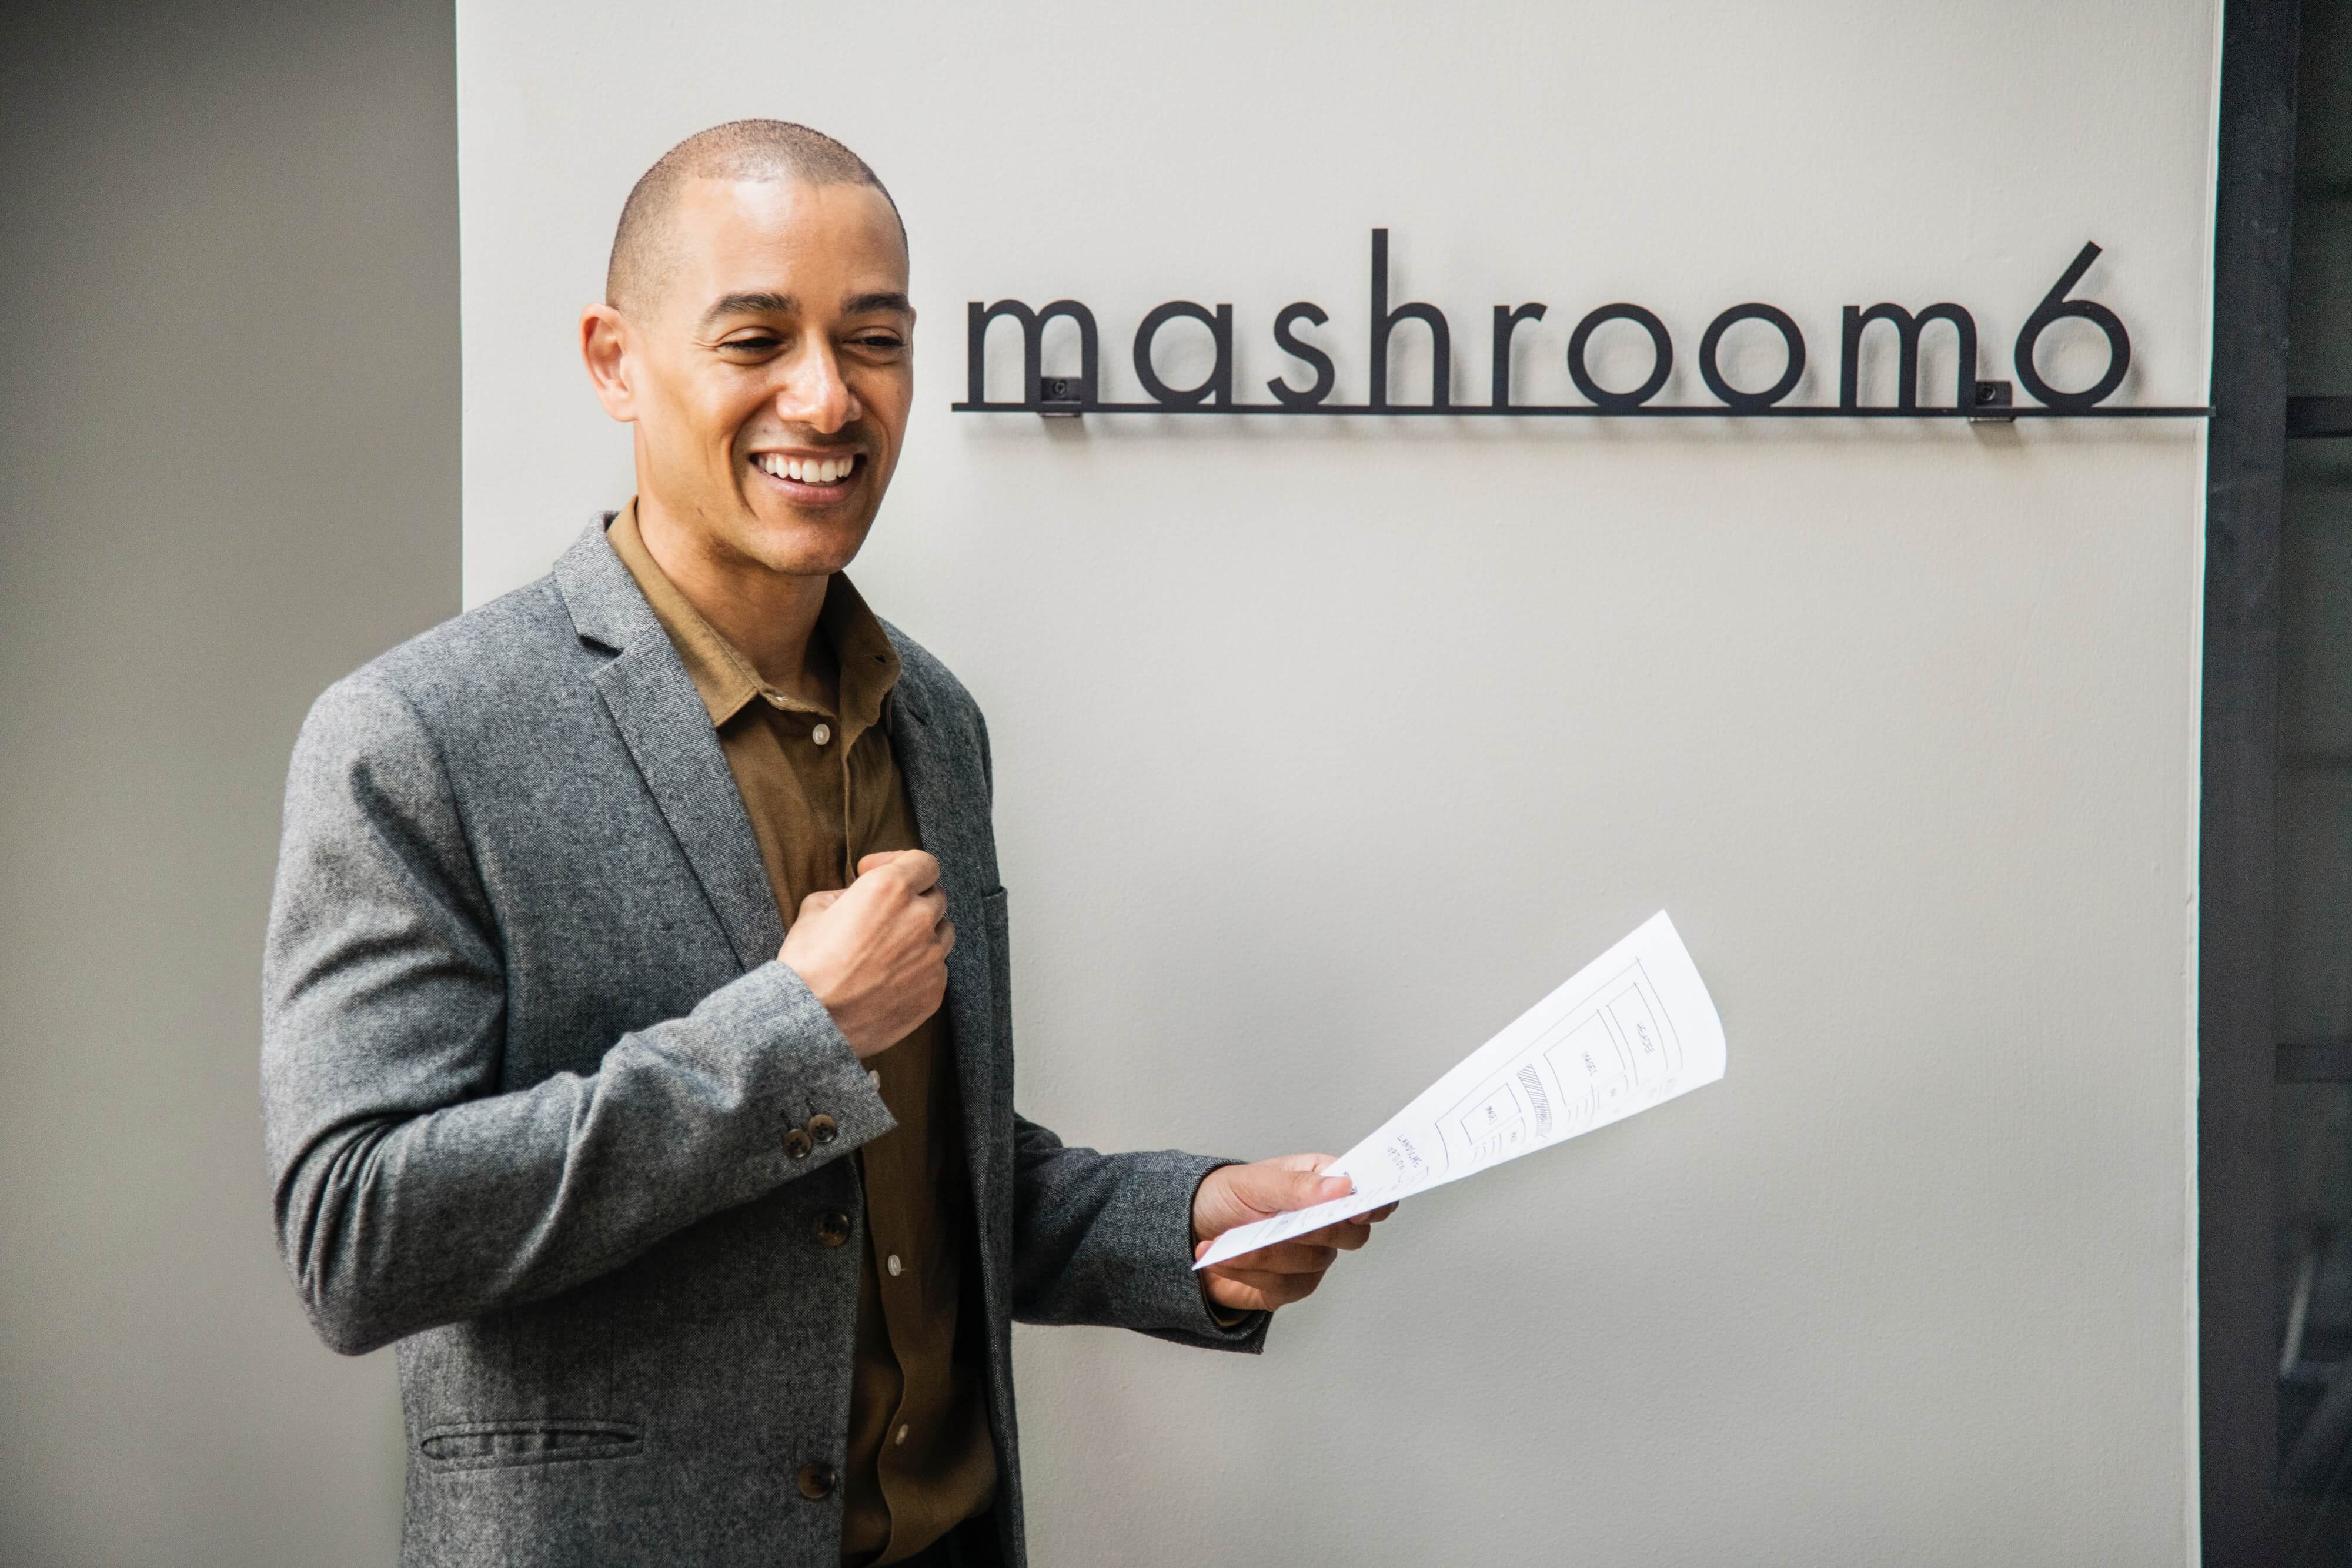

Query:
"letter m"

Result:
[[967, 299, 1099, 407], [1839, 302, 1977, 410]]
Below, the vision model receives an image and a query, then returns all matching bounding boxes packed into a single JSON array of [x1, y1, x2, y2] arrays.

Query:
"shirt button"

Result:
[[796, 1462, 837, 1500], [867, 1069, 881, 1089], [886, 1253, 903, 1278], [894, 1424, 910, 1447], [814, 1211, 851, 1248], [808, 1113, 838, 1144], [782, 1128, 814, 1160], [810, 723, 833, 745]]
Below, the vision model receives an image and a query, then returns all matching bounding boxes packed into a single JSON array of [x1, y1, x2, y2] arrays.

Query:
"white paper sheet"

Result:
[[1195, 911, 1726, 1269]]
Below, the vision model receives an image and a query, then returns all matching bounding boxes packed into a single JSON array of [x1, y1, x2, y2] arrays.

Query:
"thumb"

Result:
[[1195, 1153, 1352, 1242], [1292, 1163, 1355, 1207], [798, 889, 846, 919], [1235, 1154, 1352, 1212], [855, 850, 910, 875]]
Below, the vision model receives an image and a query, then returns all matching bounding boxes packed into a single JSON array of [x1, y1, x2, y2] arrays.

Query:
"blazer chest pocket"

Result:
[[417, 1418, 642, 1473]]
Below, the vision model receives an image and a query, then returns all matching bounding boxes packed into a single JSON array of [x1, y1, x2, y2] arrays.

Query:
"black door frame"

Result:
[[2201, 1, 2301, 1562]]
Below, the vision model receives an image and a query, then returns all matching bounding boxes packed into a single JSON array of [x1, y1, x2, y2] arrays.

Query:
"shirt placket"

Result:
[[838, 715, 920, 1559]]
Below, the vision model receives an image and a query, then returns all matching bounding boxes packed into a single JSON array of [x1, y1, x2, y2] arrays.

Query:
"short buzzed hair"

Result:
[[604, 119, 903, 316]]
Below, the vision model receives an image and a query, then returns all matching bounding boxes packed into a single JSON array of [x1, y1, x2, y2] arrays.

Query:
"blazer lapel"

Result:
[[886, 674, 1004, 1201], [554, 521, 784, 973]]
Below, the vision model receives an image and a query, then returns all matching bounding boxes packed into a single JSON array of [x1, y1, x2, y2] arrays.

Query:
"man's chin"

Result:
[[730, 507, 874, 579]]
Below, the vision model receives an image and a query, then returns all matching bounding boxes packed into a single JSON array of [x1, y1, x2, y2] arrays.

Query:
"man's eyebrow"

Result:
[[700, 290, 796, 327], [697, 290, 911, 329]]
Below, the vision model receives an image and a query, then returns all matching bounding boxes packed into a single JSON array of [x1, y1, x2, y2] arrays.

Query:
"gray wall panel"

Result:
[[0, 2, 456, 1563]]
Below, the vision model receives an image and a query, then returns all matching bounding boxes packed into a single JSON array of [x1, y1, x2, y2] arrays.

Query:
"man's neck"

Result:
[[633, 492, 837, 711]]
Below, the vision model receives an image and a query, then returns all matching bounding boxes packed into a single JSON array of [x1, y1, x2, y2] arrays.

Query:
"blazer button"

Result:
[[796, 1462, 838, 1500], [782, 1127, 815, 1160], [814, 1211, 851, 1248], [808, 1113, 839, 1144]]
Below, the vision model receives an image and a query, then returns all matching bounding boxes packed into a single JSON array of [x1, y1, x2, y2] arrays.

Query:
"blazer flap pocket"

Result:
[[418, 1418, 642, 1472]]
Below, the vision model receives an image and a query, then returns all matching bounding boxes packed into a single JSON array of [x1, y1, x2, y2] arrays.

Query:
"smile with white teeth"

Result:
[[754, 452, 857, 486]]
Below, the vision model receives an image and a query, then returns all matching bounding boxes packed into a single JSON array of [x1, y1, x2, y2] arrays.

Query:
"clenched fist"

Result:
[[779, 850, 954, 1057]]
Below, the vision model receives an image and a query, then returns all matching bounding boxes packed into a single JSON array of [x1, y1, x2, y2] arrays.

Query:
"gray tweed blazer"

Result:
[[261, 520, 1264, 1568]]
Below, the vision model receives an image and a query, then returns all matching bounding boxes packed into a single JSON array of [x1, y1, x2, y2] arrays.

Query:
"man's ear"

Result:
[[580, 303, 639, 422]]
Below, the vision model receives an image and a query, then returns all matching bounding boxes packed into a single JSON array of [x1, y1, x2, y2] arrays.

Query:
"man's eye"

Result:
[[723, 335, 781, 352], [853, 335, 904, 350]]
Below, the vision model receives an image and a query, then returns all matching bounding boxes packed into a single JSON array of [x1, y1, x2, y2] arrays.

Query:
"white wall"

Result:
[[459, 4, 2217, 1561]]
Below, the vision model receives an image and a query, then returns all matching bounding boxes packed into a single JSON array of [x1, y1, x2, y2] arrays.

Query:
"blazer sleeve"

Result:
[[260, 674, 890, 1356], [961, 697, 1264, 1351], [1005, 1115, 1269, 1353]]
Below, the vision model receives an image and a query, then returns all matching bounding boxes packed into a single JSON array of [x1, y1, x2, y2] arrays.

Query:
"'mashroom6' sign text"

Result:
[[954, 230, 2206, 424]]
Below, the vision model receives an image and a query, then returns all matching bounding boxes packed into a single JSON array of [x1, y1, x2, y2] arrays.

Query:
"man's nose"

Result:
[[776, 339, 860, 433]]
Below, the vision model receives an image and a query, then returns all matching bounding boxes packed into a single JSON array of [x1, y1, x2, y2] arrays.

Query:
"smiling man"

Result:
[[261, 121, 1385, 1568]]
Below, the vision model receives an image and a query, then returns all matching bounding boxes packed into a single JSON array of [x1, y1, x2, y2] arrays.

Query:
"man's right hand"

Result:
[[778, 850, 954, 1058]]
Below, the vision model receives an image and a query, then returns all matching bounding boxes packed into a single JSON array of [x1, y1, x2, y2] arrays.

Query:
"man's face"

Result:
[[601, 178, 914, 577]]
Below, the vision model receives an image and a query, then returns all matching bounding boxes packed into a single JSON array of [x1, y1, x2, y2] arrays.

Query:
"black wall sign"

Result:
[[955, 230, 2210, 423]]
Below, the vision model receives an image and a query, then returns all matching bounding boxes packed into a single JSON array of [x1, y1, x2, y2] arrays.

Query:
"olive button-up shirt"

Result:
[[609, 504, 995, 1566]]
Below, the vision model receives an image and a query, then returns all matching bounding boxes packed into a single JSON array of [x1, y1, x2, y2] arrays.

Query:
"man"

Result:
[[262, 120, 1388, 1568]]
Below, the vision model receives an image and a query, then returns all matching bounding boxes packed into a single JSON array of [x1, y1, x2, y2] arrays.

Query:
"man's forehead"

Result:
[[670, 176, 907, 291]]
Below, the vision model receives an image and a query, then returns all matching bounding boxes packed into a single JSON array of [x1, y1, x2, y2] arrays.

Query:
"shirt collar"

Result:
[[606, 499, 901, 733], [818, 571, 903, 737]]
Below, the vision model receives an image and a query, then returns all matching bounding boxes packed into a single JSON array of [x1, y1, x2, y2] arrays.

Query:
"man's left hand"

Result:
[[1191, 1153, 1398, 1315]]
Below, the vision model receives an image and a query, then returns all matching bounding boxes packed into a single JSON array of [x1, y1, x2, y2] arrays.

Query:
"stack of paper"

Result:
[[1197, 911, 1727, 1269]]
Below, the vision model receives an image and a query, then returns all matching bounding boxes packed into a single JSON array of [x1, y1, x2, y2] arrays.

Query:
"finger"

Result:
[[1204, 1281, 1282, 1314], [937, 918, 957, 958], [1204, 1277, 1280, 1314], [1205, 1265, 1302, 1302], [1206, 1267, 1321, 1310], [916, 887, 948, 924], [797, 889, 846, 918], [1205, 1241, 1339, 1275], [855, 850, 910, 874], [1308, 1221, 1372, 1251], [888, 851, 942, 893], [1279, 1205, 1396, 1252]]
